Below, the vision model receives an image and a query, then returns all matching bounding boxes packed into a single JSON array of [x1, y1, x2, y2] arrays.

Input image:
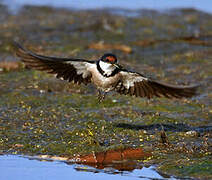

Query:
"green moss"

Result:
[[159, 158, 212, 179]]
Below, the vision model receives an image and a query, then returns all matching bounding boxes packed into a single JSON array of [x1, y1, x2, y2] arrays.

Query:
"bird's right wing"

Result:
[[14, 42, 95, 85], [115, 70, 198, 99]]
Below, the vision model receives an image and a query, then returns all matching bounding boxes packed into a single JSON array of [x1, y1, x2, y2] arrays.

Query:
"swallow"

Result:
[[14, 42, 198, 102]]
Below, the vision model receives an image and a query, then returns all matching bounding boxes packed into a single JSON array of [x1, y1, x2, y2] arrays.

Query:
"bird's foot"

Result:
[[97, 90, 106, 103]]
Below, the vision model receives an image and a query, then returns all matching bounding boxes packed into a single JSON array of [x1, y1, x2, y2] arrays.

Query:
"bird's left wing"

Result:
[[14, 42, 95, 85], [115, 70, 198, 99]]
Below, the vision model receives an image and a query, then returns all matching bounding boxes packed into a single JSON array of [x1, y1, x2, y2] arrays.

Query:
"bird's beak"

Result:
[[112, 63, 119, 68]]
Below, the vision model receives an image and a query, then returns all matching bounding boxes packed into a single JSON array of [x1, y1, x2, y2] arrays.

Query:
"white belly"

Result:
[[88, 65, 121, 92]]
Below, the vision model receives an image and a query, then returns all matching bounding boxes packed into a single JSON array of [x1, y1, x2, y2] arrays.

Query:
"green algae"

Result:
[[158, 158, 212, 179]]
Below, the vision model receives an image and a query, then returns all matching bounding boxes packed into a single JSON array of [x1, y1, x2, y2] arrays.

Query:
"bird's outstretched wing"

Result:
[[115, 70, 198, 99], [14, 42, 95, 85]]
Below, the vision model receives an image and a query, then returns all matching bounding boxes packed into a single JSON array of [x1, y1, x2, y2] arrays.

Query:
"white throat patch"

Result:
[[99, 61, 116, 76]]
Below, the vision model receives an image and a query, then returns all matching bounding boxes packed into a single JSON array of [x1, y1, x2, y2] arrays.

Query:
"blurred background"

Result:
[[2, 0, 212, 13]]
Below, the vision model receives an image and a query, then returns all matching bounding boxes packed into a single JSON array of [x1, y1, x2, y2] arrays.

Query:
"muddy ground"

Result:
[[0, 5, 211, 179]]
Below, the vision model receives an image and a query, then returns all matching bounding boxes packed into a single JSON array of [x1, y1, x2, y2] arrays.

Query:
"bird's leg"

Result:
[[97, 90, 106, 102]]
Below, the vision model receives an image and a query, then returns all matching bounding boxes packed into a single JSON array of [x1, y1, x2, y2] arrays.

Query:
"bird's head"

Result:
[[100, 53, 118, 65]]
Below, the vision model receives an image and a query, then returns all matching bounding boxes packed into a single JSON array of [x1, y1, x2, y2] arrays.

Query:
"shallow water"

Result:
[[0, 155, 171, 180]]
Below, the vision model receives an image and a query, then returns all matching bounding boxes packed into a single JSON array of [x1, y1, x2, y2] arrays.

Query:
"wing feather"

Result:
[[129, 86, 135, 96], [14, 42, 95, 85], [115, 71, 198, 99]]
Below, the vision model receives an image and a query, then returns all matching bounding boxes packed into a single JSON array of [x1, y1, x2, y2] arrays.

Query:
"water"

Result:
[[2, 0, 212, 14], [0, 155, 170, 180]]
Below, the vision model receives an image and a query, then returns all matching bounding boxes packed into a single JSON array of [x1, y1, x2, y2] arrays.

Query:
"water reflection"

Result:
[[66, 147, 151, 171]]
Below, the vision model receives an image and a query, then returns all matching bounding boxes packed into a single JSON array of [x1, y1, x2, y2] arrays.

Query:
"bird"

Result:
[[14, 42, 198, 102]]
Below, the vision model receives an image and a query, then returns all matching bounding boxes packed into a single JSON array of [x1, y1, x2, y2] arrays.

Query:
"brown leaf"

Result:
[[0, 61, 22, 72], [89, 42, 132, 53]]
